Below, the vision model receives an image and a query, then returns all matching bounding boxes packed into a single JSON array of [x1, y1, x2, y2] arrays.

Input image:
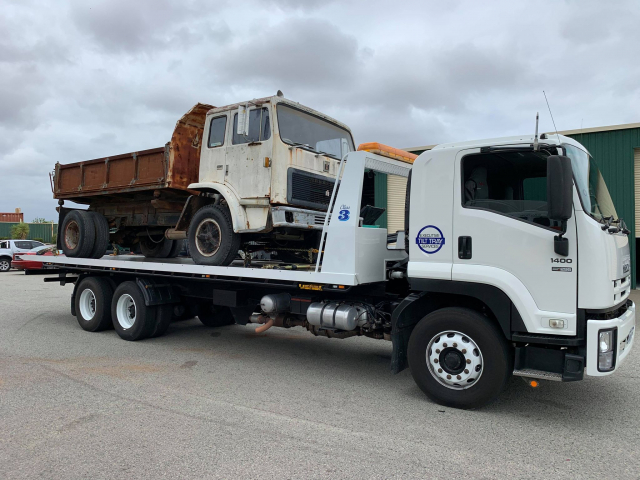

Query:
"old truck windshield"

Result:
[[564, 144, 618, 222], [277, 104, 355, 159]]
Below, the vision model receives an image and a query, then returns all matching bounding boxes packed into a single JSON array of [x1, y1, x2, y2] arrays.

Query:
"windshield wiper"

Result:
[[316, 150, 339, 159]]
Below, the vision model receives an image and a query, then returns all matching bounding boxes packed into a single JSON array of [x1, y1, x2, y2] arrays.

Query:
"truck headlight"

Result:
[[598, 329, 616, 372]]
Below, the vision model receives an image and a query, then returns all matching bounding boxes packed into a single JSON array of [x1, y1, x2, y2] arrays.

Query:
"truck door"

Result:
[[452, 148, 578, 333], [224, 107, 272, 200], [199, 114, 229, 184]]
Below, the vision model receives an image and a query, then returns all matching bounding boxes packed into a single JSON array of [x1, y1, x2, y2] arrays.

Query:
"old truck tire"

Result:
[[407, 307, 512, 410], [188, 205, 240, 266], [167, 239, 182, 258], [140, 236, 174, 258], [75, 276, 114, 332], [197, 303, 235, 327], [61, 210, 96, 258], [111, 281, 156, 341], [88, 212, 110, 259]]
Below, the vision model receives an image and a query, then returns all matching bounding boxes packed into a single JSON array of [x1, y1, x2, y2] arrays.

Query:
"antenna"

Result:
[[543, 90, 559, 141], [533, 112, 539, 151]]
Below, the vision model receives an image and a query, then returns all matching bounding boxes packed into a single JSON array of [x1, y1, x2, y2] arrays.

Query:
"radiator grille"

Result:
[[287, 169, 336, 210]]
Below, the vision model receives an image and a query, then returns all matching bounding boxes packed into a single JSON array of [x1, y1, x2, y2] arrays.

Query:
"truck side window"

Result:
[[462, 151, 555, 228], [0, 241, 7, 249], [232, 108, 270, 145], [208, 116, 227, 148]]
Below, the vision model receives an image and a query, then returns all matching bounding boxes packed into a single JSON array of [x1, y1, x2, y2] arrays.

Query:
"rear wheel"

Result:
[[88, 212, 110, 259], [75, 277, 114, 331], [167, 239, 182, 258], [61, 210, 96, 258], [111, 281, 156, 341], [0, 258, 10, 272], [197, 303, 235, 327], [188, 205, 240, 266], [407, 307, 512, 409], [139, 235, 174, 258], [150, 304, 174, 338]]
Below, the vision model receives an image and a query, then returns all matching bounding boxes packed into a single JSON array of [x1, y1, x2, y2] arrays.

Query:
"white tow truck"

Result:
[[41, 133, 635, 409]]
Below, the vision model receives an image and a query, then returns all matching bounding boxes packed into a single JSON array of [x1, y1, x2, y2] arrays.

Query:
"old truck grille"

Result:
[[287, 168, 336, 210]]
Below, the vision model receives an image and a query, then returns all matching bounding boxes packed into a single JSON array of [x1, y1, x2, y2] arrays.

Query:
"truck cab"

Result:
[[403, 133, 634, 382], [182, 95, 357, 265]]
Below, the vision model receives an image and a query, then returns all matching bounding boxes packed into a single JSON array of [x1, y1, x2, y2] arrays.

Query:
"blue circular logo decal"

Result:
[[416, 225, 445, 254]]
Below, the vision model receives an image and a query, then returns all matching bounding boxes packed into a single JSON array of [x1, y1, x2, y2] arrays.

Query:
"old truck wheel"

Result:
[[188, 205, 240, 266], [111, 281, 156, 341], [88, 212, 110, 259], [61, 210, 96, 258], [140, 235, 174, 258], [167, 239, 182, 258], [407, 307, 512, 410], [75, 277, 114, 331]]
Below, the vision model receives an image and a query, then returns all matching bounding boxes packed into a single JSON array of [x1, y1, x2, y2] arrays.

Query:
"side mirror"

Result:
[[236, 105, 249, 136], [547, 155, 573, 221]]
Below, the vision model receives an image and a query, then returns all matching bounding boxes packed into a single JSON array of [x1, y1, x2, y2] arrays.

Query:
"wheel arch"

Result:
[[186, 183, 248, 232], [390, 280, 524, 374]]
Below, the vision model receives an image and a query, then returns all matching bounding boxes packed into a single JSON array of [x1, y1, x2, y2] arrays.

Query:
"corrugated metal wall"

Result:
[[568, 128, 640, 288], [0, 223, 58, 243]]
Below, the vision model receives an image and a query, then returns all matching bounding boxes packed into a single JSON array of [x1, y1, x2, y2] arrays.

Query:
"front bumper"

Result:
[[586, 301, 635, 376]]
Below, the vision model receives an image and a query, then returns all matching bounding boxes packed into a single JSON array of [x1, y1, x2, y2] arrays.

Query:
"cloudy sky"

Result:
[[1, 0, 639, 221]]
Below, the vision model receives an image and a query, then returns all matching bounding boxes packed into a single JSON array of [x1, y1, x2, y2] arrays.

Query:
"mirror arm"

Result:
[[554, 220, 569, 256]]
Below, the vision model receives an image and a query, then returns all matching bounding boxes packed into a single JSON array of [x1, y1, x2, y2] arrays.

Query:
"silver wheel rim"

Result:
[[79, 289, 97, 320], [195, 218, 222, 257], [116, 294, 136, 329], [426, 330, 483, 390], [0, 260, 9, 271]]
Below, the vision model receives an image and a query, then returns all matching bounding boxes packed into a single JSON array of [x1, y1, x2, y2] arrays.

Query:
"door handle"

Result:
[[458, 236, 472, 259]]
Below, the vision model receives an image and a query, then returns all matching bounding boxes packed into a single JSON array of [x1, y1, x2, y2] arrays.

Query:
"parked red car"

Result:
[[12, 246, 62, 272]]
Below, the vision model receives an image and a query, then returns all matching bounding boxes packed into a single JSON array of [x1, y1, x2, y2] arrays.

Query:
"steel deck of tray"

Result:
[[41, 255, 358, 286]]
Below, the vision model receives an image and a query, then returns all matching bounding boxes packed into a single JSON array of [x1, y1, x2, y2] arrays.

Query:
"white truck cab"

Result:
[[405, 133, 634, 379]]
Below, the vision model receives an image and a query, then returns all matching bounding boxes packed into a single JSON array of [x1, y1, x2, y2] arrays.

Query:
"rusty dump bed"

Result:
[[53, 103, 213, 201]]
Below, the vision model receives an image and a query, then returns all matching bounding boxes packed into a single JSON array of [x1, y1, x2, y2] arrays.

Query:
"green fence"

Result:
[[0, 222, 58, 243]]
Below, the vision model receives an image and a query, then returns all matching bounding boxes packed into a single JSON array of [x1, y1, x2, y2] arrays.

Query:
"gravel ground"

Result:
[[1, 270, 639, 479]]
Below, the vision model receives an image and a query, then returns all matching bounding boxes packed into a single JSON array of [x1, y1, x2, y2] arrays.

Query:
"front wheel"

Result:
[[188, 205, 240, 266], [407, 307, 512, 409]]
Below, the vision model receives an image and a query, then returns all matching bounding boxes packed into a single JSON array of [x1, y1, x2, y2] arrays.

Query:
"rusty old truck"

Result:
[[53, 94, 362, 264]]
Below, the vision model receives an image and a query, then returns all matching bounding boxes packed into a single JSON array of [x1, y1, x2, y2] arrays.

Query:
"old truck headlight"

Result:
[[598, 329, 616, 372]]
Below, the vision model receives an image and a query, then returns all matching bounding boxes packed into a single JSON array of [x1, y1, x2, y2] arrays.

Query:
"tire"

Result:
[[88, 212, 110, 259], [407, 307, 512, 409], [150, 304, 173, 338], [188, 205, 240, 266], [111, 281, 157, 341], [167, 239, 182, 258], [0, 257, 10, 272], [139, 236, 173, 258], [172, 303, 195, 321], [74, 277, 114, 331], [197, 303, 235, 327], [61, 210, 96, 258]]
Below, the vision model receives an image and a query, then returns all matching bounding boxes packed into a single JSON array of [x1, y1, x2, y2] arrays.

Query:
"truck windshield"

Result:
[[277, 104, 355, 159], [564, 144, 618, 222]]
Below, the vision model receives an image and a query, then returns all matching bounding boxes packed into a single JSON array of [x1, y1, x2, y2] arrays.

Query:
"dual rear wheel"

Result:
[[61, 210, 109, 259], [74, 277, 235, 340]]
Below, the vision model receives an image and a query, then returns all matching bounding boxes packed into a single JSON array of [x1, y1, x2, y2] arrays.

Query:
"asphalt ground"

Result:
[[1, 270, 639, 479]]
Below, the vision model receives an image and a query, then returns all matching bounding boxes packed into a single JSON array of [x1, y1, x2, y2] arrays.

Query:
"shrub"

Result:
[[33, 237, 44, 242], [52, 234, 57, 244], [11, 223, 29, 240]]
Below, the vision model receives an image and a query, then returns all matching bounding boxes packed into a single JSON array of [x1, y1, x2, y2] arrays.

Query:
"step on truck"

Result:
[[52, 93, 367, 265], [42, 133, 636, 409]]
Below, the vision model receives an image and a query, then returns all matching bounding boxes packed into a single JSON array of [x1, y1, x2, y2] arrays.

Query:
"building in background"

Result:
[[403, 122, 640, 288], [0, 208, 24, 223]]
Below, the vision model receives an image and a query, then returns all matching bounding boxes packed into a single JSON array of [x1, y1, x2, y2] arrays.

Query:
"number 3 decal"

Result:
[[338, 209, 350, 221]]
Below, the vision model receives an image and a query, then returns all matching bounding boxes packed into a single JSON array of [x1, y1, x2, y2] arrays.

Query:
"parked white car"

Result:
[[0, 240, 46, 272]]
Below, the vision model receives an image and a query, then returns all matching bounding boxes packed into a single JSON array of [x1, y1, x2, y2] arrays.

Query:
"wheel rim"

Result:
[[426, 330, 483, 390], [116, 294, 136, 329], [0, 260, 9, 271], [65, 221, 80, 250], [195, 218, 222, 257], [78, 289, 97, 320]]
